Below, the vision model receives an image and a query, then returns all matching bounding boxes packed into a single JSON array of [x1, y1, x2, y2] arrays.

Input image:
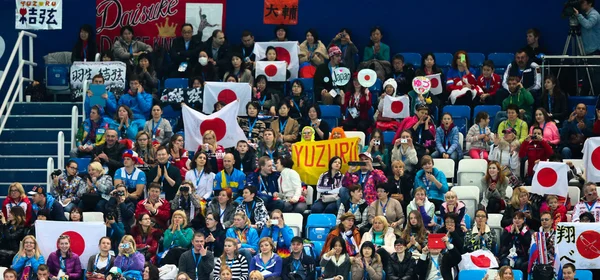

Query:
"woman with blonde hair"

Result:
[[248, 237, 283, 280], [300, 126, 315, 142], [11, 235, 45, 277], [133, 131, 157, 167], [161, 210, 194, 264], [80, 161, 114, 212], [2, 182, 33, 226], [480, 161, 509, 213], [360, 216, 395, 271], [200, 130, 226, 172], [112, 235, 144, 279], [501, 186, 540, 229], [226, 212, 260, 264], [213, 238, 249, 280], [248, 270, 264, 280], [176, 272, 192, 280]]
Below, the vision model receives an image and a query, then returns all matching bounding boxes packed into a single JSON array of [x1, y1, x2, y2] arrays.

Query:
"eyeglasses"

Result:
[[541, 218, 551, 222], [303, 132, 312, 135], [206, 218, 215, 221], [10, 189, 19, 193]]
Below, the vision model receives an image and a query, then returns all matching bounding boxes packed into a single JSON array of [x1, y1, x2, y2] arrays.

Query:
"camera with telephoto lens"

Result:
[[113, 190, 125, 197], [106, 212, 115, 221], [562, 0, 582, 18], [51, 169, 62, 177], [180, 186, 190, 193]]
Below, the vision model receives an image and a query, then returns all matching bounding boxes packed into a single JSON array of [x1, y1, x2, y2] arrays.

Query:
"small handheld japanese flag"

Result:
[[254, 41, 300, 79], [426, 73, 443, 95], [531, 161, 569, 197], [183, 100, 247, 149], [36, 220, 106, 265], [382, 95, 410, 118], [203, 82, 251, 116], [255, 61, 287, 82], [583, 137, 600, 183]]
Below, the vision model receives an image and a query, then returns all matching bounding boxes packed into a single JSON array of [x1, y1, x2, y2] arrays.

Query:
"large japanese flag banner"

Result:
[[203, 82, 251, 116], [426, 73, 443, 95], [382, 95, 410, 119], [556, 222, 600, 269], [16, 0, 63, 30], [255, 61, 287, 82], [36, 221, 106, 265], [531, 161, 569, 198], [583, 137, 600, 183], [95, 0, 226, 51], [458, 250, 499, 270], [183, 100, 246, 149], [253, 42, 299, 79]]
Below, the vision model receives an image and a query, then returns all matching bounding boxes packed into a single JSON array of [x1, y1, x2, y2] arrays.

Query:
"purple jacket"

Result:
[[114, 252, 145, 273], [47, 251, 82, 280]]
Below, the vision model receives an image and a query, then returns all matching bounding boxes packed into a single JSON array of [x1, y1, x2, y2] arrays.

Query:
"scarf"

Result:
[[341, 230, 359, 256], [85, 119, 102, 144], [235, 226, 249, 244], [442, 123, 455, 149], [81, 40, 88, 58]]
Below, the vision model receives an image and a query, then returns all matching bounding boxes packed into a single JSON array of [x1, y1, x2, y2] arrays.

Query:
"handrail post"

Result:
[[18, 36, 23, 102], [46, 157, 54, 192], [82, 80, 87, 120], [29, 36, 34, 82], [58, 131, 64, 170], [71, 106, 78, 150]]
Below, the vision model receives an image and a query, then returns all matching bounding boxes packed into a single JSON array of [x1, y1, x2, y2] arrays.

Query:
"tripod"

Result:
[[557, 22, 595, 95]]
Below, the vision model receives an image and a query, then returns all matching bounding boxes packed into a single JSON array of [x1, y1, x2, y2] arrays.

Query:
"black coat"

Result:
[[203, 37, 231, 78], [105, 197, 136, 232], [282, 252, 316, 280], [93, 142, 126, 177], [169, 36, 203, 77], [415, 245, 461, 280], [389, 252, 416, 280], [0, 224, 26, 252], [200, 226, 226, 257], [145, 163, 182, 201]]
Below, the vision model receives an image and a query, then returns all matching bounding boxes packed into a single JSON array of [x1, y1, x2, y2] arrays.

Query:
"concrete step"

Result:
[[0, 128, 71, 141], [3, 115, 72, 129]]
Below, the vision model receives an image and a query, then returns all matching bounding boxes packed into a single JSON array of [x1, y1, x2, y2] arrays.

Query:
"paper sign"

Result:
[[556, 222, 600, 269], [70, 61, 127, 98], [358, 69, 377, 88], [412, 76, 431, 95], [16, 0, 62, 30], [328, 89, 338, 98], [292, 138, 360, 185], [332, 67, 351, 86], [89, 84, 107, 108]]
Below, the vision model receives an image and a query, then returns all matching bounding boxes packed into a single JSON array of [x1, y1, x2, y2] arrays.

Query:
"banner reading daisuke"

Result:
[[291, 138, 359, 185]]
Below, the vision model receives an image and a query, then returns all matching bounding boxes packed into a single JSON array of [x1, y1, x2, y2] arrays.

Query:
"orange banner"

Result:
[[263, 0, 298, 25]]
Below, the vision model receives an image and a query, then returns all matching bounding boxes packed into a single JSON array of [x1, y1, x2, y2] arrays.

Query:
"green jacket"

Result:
[[501, 88, 534, 121], [363, 42, 390, 61]]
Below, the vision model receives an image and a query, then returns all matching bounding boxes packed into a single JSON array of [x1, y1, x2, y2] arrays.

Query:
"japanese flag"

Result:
[[183, 100, 246, 149], [255, 61, 287, 82], [458, 250, 499, 270], [382, 95, 410, 119], [583, 137, 600, 183], [36, 221, 106, 265], [426, 73, 443, 95], [531, 161, 569, 197], [203, 82, 251, 116], [254, 41, 300, 79]]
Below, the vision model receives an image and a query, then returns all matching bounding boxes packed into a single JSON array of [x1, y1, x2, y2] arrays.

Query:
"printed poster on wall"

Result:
[[264, 0, 298, 25], [556, 222, 600, 269], [16, 0, 62, 30], [96, 0, 226, 52]]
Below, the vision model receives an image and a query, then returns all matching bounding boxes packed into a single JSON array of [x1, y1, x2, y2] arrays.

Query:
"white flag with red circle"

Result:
[[255, 61, 287, 82], [253, 41, 300, 79], [183, 100, 246, 149], [458, 250, 499, 270], [583, 137, 600, 183], [556, 222, 600, 269], [426, 73, 443, 95], [382, 95, 410, 119], [531, 161, 569, 197], [203, 82, 251, 116], [36, 220, 106, 265]]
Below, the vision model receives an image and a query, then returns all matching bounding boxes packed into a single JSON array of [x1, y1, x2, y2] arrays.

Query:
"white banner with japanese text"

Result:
[[70, 61, 127, 98], [556, 222, 600, 269], [16, 0, 63, 30]]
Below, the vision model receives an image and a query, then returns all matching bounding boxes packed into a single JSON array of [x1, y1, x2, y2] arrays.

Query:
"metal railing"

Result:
[[57, 131, 64, 171], [0, 31, 37, 137], [70, 105, 79, 150], [46, 157, 54, 192]]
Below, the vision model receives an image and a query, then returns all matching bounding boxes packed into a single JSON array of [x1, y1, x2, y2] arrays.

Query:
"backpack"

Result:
[[302, 239, 317, 260]]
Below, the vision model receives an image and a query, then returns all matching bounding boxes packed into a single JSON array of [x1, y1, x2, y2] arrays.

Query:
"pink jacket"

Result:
[[529, 121, 560, 145], [392, 115, 436, 143]]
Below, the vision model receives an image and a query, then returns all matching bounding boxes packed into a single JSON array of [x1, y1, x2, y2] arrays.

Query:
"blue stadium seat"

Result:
[[71, 158, 91, 174], [399, 52, 422, 68], [464, 213, 471, 230], [312, 241, 324, 258], [383, 131, 395, 146], [473, 105, 501, 132], [468, 53, 486, 68], [442, 105, 471, 135], [587, 105, 596, 121], [306, 214, 337, 242], [576, 269, 593, 280], [488, 53, 514, 74], [164, 78, 189, 88], [368, 78, 383, 95], [297, 78, 314, 94], [458, 269, 486, 280], [434, 52, 453, 74], [513, 269, 523, 280], [568, 95, 597, 110], [320, 105, 341, 129], [46, 64, 70, 90], [430, 105, 439, 123]]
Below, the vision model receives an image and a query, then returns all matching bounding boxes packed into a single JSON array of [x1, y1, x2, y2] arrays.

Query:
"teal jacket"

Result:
[[363, 42, 390, 61]]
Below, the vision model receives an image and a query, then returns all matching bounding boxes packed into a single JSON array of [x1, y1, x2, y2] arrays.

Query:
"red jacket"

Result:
[[477, 73, 502, 96], [135, 198, 171, 229], [519, 140, 554, 177], [2, 196, 33, 226], [392, 115, 436, 143], [594, 119, 600, 135], [170, 149, 189, 180], [342, 90, 372, 122], [131, 226, 162, 257], [539, 202, 567, 225]]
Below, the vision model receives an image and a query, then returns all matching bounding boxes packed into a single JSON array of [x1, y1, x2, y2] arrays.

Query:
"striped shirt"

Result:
[[213, 254, 248, 280], [572, 200, 600, 222]]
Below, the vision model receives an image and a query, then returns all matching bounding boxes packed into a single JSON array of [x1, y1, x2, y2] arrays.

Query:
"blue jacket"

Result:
[[214, 168, 247, 198], [578, 8, 600, 54], [107, 118, 140, 140], [117, 92, 153, 120], [32, 195, 67, 221], [561, 118, 594, 142], [435, 125, 463, 158], [85, 91, 117, 117], [107, 222, 126, 252], [246, 171, 280, 202], [414, 167, 448, 202], [12, 254, 45, 275], [249, 253, 283, 279], [226, 226, 259, 251], [260, 225, 294, 250], [446, 67, 477, 80]]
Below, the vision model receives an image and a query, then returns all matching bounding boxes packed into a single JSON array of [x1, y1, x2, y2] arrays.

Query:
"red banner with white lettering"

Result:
[[96, 0, 226, 52]]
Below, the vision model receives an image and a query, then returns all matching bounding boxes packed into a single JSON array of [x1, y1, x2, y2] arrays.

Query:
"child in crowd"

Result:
[[476, 60, 502, 105]]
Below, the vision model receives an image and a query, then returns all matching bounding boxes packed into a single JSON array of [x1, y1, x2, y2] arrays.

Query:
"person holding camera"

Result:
[[281, 237, 315, 280], [560, 103, 594, 159], [147, 146, 182, 201], [50, 160, 85, 212], [364, 129, 389, 171], [342, 152, 387, 206], [170, 181, 202, 224], [105, 184, 136, 233], [574, 0, 600, 54], [260, 210, 294, 257], [111, 235, 145, 280], [519, 126, 554, 180], [390, 130, 419, 177], [114, 150, 147, 201], [47, 235, 83, 280], [135, 183, 171, 230]]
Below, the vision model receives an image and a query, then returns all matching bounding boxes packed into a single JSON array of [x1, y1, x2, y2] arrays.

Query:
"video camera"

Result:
[[562, 0, 582, 18]]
